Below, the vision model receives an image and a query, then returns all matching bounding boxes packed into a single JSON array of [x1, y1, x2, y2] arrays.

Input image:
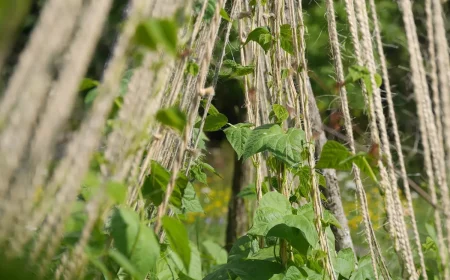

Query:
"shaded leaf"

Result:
[[203, 240, 228, 265], [135, 18, 178, 55], [109, 207, 160, 278], [141, 161, 188, 208], [156, 106, 186, 133], [202, 113, 228, 131], [162, 216, 191, 271]]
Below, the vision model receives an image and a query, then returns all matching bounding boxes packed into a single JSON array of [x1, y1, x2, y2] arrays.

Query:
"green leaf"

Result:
[[280, 24, 294, 55], [281, 68, 290, 80], [194, 0, 216, 21], [109, 207, 160, 278], [244, 26, 273, 52], [248, 192, 292, 236], [228, 235, 260, 262], [201, 113, 228, 131], [88, 253, 113, 280], [345, 65, 382, 95], [141, 161, 188, 208], [190, 163, 208, 184], [227, 260, 283, 280], [316, 141, 378, 182], [259, 192, 292, 213], [79, 78, 99, 91], [119, 69, 134, 96], [192, 128, 209, 150], [186, 62, 199, 76], [200, 162, 222, 178], [322, 210, 341, 229], [349, 255, 375, 280], [232, 64, 255, 77], [106, 181, 127, 204], [84, 88, 98, 104], [162, 216, 191, 271], [141, 161, 170, 206], [243, 124, 306, 166], [200, 99, 220, 116], [182, 183, 204, 213], [170, 241, 202, 280], [224, 123, 253, 159], [248, 245, 278, 261], [135, 18, 178, 55], [204, 259, 283, 280], [266, 214, 317, 255], [269, 104, 289, 123], [220, 8, 231, 22], [156, 106, 186, 133], [108, 250, 141, 280], [202, 240, 228, 265], [316, 140, 353, 170], [283, 266, 303, 280], [335, 248, 356, 278]]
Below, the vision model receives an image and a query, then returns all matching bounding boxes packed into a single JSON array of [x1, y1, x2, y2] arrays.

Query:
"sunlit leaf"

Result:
[[245, 26, 273, 52]]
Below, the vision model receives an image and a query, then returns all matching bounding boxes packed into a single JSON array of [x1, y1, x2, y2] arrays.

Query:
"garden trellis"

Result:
[[0, 0, 449, 279]]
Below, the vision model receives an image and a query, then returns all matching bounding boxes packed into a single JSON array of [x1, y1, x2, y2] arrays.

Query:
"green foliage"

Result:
[[109, 207, 160, 279], [349, 256, 375, 280], [345, 65, 382, 95], [156, 106, 187, 133], [141, 161, 188, 208], [134, 18, 178, 55], [106, 181, 127, 204], [79, 78, 99, 91], [316, 141, 378, 182], [196, 113, 228, 131], [182, 183, 204, 213], [224, 123, 253, 159], [162, 216, 191, 270], [242, 124, 306, 167], [335, 248, 356, 278], [245, 26, 273, 52], [202, 240, 228, 265], [193, 0, 216, 21], [220, 8, 231, 22], [269, 104, 290, 123], [221, 60, 255, 78], [279, 24, 294, 55], [186, 61, 199, 75]]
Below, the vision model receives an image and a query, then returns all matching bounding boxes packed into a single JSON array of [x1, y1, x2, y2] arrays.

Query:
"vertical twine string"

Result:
[[154, 0, 226, 236], [27, 0, 148, 274], [368, 0, 427, 277], [324, 0, 390, 278], [353, 0, 416, 277], [397, 0, 450, 277], [294, 1, 336, 277], [4, 0, 114, 256]]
